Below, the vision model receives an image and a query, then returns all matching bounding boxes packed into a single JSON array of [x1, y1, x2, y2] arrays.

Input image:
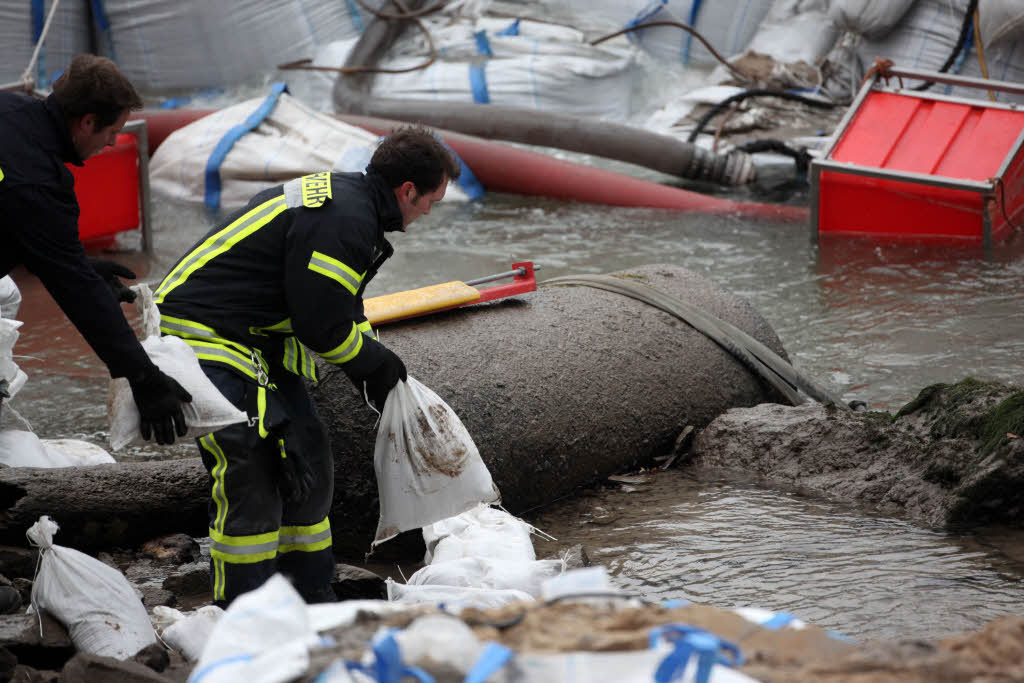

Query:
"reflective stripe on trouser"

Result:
[[197, 365, 335, 605]]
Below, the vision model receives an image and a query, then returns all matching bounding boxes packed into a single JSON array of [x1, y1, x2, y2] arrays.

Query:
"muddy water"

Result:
[[5, 160, 1024, 642], [526, 466, 1024, 642]]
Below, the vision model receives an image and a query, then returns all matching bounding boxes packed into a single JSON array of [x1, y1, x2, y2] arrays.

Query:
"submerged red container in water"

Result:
[[67, 132, 140, 245], [811, 66, 1024, 247]]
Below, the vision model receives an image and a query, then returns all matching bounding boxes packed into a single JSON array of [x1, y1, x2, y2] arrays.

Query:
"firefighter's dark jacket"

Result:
[[155, 170, 401, 391], [0, 92, 152, 378]]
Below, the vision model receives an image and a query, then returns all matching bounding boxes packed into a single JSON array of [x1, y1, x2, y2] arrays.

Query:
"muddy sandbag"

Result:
[[315, 263, 790, 556]]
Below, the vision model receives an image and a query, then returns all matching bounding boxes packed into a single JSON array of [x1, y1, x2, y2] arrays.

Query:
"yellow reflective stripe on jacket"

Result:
[[318, 322, 362, 365], [357, 320, 376, 340], [182, 340, 261, 381], [209, 527, 279, 564], [283, 336, 318, 382], [278, 517, 332, 554], [250, 318, 293, 337], [307, 251, 364, 295], [155, 195, 288, 303]]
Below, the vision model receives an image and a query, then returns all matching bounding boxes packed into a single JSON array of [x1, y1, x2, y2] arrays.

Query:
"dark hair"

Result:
[[368, 125, 461, 195], [52, 54, 143, 129]]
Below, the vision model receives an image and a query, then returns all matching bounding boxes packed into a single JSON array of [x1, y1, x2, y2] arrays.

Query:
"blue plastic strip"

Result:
[[760, 612, 797, 630], [204, 82, 287, 211], [464, 643, 514, 683], [497, 18, 520, 36], [344, 0, 364, 33], [661, 598, 691, 609], [90, 0, 117, 62], [188, 653, 254, 683], [625, 0, 668, 46], [31, 0, 46, 85], [649, 625, 743, 683], [438, 138, 485, 199], [469, 64, 490, 104], [473, 29, 494, 57], [682, 0, 704, 64], [945, 23, 975, 95]]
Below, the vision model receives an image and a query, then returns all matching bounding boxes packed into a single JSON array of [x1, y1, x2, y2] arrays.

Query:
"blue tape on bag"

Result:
[[469, 64, 490, 104], [204, 82, 287, 211], [760, 612, 797, 630], [682, 0, 704, 64], [497, 18, 520, 36], [464, 643, 514, 683]]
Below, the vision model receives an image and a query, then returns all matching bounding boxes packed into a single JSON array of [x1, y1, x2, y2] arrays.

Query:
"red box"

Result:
[[67, 132, 140, 245], [811, 67, 1024, 247]]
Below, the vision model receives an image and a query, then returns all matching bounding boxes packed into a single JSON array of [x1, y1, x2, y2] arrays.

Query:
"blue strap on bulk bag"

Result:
[[759, 612, 797, 630], [463, 643, 514, 683], [469, 30, 493, 104], [649, 625, 743, 683], [204, 82, 287, 211]]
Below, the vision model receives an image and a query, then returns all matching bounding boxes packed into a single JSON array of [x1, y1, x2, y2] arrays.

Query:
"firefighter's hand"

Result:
[[363, 348, 407, 410], [276, 438, 314, 503], [88, 258, 138, 303], [129, 366, 193, 445]]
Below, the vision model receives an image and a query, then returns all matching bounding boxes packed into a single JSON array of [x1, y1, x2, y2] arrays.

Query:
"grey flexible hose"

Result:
[[541, 274, 850, 410]]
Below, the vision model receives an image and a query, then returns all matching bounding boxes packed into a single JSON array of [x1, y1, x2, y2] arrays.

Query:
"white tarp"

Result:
[[743, 0, 837, 66], [93, 0, 375, 91], [150, 92, 470, 209], [979, 1, 1024, 49], [0, 0, 92, 88]]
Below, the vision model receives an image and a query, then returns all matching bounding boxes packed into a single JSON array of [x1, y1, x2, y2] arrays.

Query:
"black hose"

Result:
[[542, 275, 853, 410], [687, 89, 836, 143], [912, 0, 979, 91]]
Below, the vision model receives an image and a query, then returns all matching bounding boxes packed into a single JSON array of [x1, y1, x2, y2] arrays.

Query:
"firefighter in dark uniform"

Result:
[[155, 126, 461, 605], [0, 54, 191, 444]]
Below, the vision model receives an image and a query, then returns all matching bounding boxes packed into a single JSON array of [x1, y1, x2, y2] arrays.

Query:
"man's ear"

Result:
[[399, 180, 417, 201]]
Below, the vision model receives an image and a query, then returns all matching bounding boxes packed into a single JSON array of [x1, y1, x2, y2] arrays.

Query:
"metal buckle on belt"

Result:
[[250, 349, 269, 387]]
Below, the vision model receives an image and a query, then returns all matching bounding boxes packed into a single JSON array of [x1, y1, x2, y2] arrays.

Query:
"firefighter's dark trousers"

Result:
[[197, 366, 335, 606]]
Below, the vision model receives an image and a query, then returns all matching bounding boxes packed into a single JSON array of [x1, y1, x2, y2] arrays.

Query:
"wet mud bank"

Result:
[[691, 378, 1024, 528]]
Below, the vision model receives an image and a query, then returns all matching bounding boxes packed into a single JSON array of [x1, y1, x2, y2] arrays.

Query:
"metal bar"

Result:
[[877, 86, 1024, 113], [121, 119, 154, 254], [466, 264, 540, 286], [820, 72, 877, 161], [996, 127, 1024, 179], [812, 159, 995, 193], [888, 66, 1024, 96], [0, 80, 32, 93]]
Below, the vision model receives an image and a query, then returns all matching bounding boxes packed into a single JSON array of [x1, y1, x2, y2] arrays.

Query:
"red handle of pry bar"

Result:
[[470, 261, 537, 304]]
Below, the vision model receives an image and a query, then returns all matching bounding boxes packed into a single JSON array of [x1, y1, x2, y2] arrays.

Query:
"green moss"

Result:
[[979, 392, 1024, 455]]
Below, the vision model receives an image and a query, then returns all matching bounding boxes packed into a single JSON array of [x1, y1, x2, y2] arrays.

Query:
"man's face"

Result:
[[71, 109, 130, 160], [396, 177, 448, 229]]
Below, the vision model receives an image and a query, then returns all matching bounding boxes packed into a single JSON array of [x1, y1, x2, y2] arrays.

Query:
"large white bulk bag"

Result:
[[93, 0, 375, 90], [829, 0, 917, 41], [0, 0, 92, 88]]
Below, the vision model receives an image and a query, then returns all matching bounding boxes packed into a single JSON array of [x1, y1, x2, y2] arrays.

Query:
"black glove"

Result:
[[275, 438, 314, 504], [362, 348, 407, 410], [88, 258, 138, 303], [128, 366, 193, 445]]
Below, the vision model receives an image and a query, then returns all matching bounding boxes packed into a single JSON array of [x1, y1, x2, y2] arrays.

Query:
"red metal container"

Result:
[[66, 119, 152, 251], [811, 66, 1024, 248]]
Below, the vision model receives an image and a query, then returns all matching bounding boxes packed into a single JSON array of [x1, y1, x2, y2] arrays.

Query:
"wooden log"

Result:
[[0, 265, 790, 558]]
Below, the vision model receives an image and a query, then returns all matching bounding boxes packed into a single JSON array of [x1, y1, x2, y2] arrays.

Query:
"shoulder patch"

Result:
[[300, 172, 332, 208]]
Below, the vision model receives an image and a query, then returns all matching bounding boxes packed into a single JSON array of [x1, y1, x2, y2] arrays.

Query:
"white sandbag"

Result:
[[94, 0, 376, 91], [0, 430, 53, 468], [828, 0, 917, 41], [41, 439, 116, 466], [0, 318, 27, 400], [743, 0, 837, 65], [190, 574, 312, 683], [150, 91, 471, 210], [373, 378, 500, 548], [393, 614, 486, 678], [28, 516, 156, 659], [541, 566, 615, 601], [408, 556, 564, 599], [0, 431, 115, 468], [107, 284, 248, 450], [385, 578, 533, 610], [0, 0, 92, 87], [979, 1, 1024, 48], [423, 504, 535, 565], [503, 645, 756, 683], [157, 604, 225, 661], [0, 276, 21, 319]]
